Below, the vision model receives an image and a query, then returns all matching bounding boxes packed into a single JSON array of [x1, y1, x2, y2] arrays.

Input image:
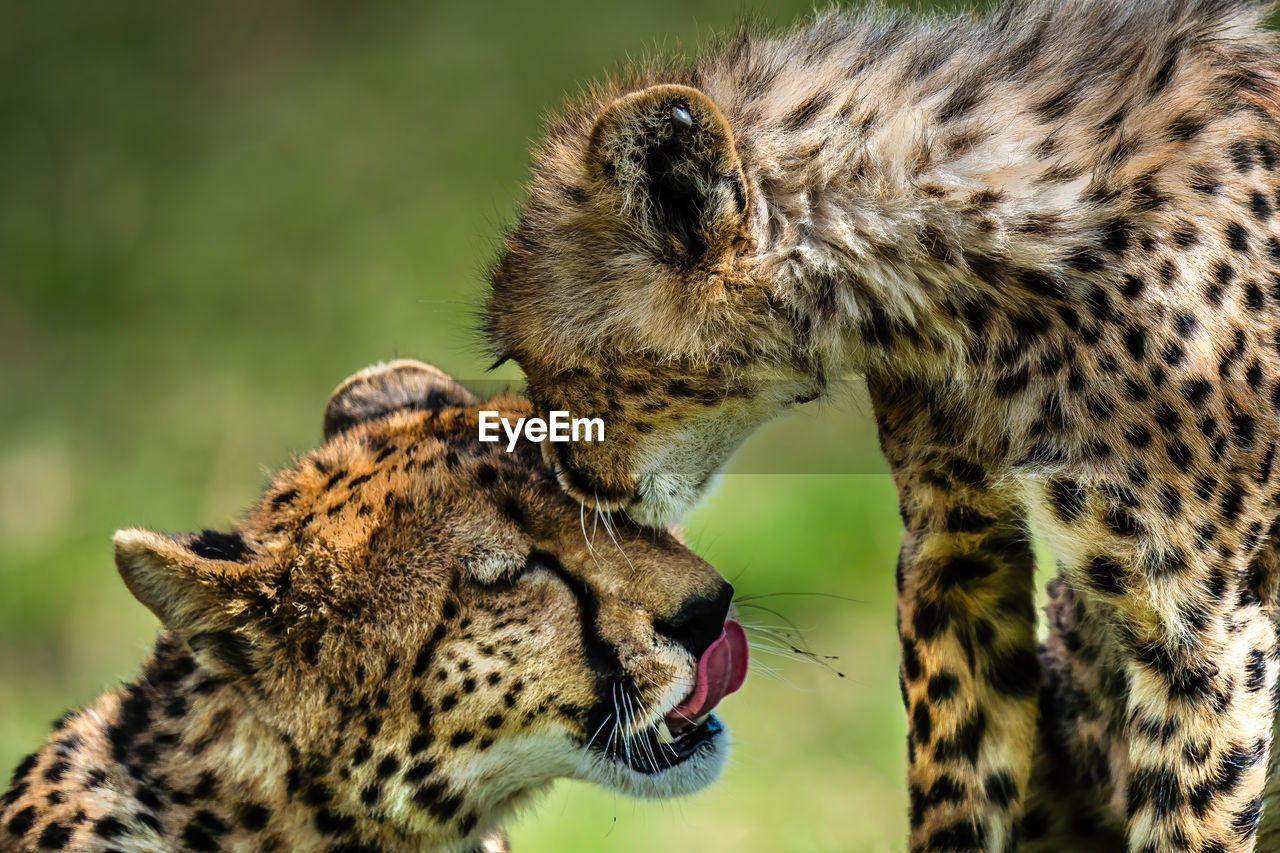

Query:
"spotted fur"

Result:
[[485, 2, 1280, 850], [0, 361, 738, 852]]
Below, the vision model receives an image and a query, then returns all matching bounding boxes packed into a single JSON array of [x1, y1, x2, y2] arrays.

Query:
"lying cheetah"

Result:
[[0, 361, 748, 852], [485, 1, 1280, 849]]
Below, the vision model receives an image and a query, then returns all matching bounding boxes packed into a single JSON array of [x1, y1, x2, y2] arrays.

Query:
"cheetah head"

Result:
[[112, 360, 748, 849], [485, 83, 822, 526]]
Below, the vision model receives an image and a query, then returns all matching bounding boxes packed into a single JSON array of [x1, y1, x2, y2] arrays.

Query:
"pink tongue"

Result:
[[666, 619, 749, 722]]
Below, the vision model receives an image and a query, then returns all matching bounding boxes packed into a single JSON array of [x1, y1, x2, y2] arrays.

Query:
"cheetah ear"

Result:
[[586, 84, 748, 257], [113, 527, 259, 677], [323, 359, 480, 439]]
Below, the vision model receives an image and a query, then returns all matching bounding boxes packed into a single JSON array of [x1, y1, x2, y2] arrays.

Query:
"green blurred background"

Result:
[[0, 2, 955, 849]]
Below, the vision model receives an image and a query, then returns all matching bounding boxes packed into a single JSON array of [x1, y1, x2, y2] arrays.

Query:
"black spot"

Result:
[[36, 821, 72, 849], [1066, 247, 1104, 272], [92, 816, 127, 840], [784, 92, 832, 130], [912, 702, 932, 744], [1231, 412, 1257, 447], [926, 774, 966, 807], [984, 771, 1018, 808], [1220, 482, 1246, 522], [1227, 222, 1250, 253], [107, 684, 151, 764], [933, 710, 986, 764], [498, 497, 525, 525], [1250, 190, 1272, 220], [1173, 312, 1199, 338], [1172, 223, 1199, 247], [994, 365, 1030, 397], [413, 781, 462, 823], [135, 786, 163, 812], [1234, 795, 1263, 837], [413, 627, 446, 678], [189, 529, 250, 562], [1084, 555, 1127, 596], [404, 759, 438, 784], [1167, 111, 1206, 142], [314, 808, 356, 836], [1120, 274, 1146, 299], [1105, 506, 1141, 537], [180, 811, 229, 852], [1128, 767, 1184, 819], [940, 555, 996, 586], [1101, 218, 1131, 254], [7, 805, 36, 836], [903, 641, 922, 682], [913, 600, 951, 642], [927, 672, 959, 702], [239, 803, 270, 832], [1246, 649, 1268, 692], [1159, 484, 1184, 514], [928, 820, 986, 850], [302, 782, 332, 807], [271, 488, 298, 508], [1123, 326, 1146, 360], [937, 82, 984, 123], [1048, 478, 1086, 524], [135, 812, 163, 834], [1231, 141, 1256, 172]]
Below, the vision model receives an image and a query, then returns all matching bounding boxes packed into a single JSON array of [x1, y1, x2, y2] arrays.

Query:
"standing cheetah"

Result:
[[0, 361, 748, 852], [485, 1, 1280, 850]]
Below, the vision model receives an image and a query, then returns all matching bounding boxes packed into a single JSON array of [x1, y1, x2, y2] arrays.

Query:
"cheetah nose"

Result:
[[653, 581, 734, 658]]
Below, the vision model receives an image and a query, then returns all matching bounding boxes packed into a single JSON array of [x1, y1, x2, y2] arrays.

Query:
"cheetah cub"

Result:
[[486, 0, 1280, 850], [0, 361, 747, 852]]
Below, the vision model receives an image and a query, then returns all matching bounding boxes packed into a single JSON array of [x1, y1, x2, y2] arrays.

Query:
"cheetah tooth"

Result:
[[657, 719, 676, 745]]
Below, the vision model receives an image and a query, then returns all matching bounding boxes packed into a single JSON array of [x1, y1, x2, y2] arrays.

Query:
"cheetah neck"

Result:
[[32, 633, 488, 852], [692, 2, 1275, 381]]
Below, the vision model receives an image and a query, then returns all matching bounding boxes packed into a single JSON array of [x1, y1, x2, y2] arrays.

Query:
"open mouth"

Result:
[[598, 712, 726, 774], [589, 620, 749, 775]]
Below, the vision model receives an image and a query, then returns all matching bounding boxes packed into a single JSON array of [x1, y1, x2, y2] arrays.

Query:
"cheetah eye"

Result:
[[671, 103, 693, 129], [793, 391, 820, 405]]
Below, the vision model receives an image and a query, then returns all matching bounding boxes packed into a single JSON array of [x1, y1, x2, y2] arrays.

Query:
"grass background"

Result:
[[0, 2, 977, 849]]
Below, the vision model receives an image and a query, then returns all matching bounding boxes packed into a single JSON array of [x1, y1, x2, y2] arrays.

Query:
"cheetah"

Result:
[[484, 0, 1280, 849], [0, 360, 748, 852]]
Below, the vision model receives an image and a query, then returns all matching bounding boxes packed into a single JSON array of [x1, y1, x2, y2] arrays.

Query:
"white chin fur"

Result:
[[629, 471, 705, 527], [572, 728, 729, 799]]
